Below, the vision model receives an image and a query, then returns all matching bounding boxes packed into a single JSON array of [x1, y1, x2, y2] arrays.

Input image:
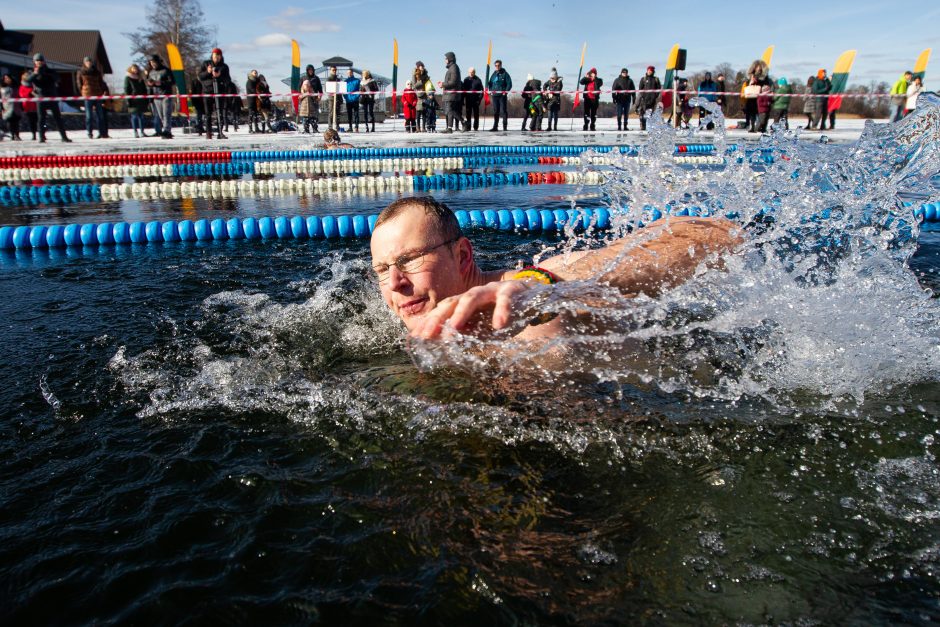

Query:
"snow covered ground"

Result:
[[0, 116, 879, 156]]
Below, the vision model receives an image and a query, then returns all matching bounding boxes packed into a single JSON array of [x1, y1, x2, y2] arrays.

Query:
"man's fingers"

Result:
[[491, 289, 514, 329], [447, 287, 497, 331]]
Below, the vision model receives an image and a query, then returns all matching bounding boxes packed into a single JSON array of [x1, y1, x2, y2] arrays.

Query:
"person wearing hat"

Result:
[[77, 56, 109, 138], [440, 51, 466, 133], [1, 72, 23, 141], [771, 77, 792, 130], [412, 62, 429, 132], [123, 64, 149, 138], [487, 59, 512, 131], [521, 73, 541, 131], [462, 67, 484, 131], [811, 68, 831, 130], [198, 47, 232, 139], [578, 67, 602, 131], [543, 69, 563, 131], [27, 53, 71, 143], [611, 68, 636, 131], [402, 80, 418, 133], [696, 71, 718, 129], [146, 54, 175, 139], [636, 66, 661, 131], [360, 70, 378, 133]]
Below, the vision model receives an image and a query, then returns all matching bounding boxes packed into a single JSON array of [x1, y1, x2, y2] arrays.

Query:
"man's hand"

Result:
[[410, 280, 532, 340]]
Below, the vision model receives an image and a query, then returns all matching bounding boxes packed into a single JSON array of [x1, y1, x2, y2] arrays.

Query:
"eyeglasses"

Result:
[[372, 236, 460, 284]]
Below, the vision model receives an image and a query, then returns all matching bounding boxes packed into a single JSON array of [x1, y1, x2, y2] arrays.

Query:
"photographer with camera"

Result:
[[198, 48, 231, 140]]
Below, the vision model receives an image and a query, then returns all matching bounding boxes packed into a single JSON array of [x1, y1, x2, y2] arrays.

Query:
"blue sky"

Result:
[[5, 0, 937, 93]]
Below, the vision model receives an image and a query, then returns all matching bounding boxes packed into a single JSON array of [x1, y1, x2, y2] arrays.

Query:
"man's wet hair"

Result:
[[375, 196, 463, 242]]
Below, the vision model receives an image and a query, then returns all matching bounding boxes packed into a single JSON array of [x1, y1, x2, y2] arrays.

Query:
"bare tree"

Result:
[[124, 0, 216, 75]]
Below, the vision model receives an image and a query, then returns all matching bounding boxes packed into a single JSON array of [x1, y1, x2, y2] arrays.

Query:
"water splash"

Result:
[[412, 95, 940, 407]]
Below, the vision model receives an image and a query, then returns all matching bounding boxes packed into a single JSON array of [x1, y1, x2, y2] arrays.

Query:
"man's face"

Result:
[[370, 209, 468, 331], [646, 69, 653, 76], [621, 71, 627, 78], [347, 69, 353, 77], [469, 69, 475, 77], [495, 62, 502, 71], [211, 52, 221, 63], [34, 60, 44, 70]]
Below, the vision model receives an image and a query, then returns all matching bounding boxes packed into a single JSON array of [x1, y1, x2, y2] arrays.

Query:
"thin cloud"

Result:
[[502, 31, 525, 39], [227, 33, 295, 52], [267, 7, 341, 33]]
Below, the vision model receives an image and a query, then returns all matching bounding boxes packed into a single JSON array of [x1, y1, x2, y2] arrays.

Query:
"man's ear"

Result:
[[457, 237, 474, 275]]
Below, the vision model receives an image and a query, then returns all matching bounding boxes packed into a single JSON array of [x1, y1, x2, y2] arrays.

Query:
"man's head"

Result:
[[905, 70, 914, 80], [620, 68, 628, 77], [370, 197, 475, 330], [211, 48, 222, 63], [468, 67, 476, 77], [704, 71, 712, 81], [646, 65, 654, 76], [83, 56, 93, 68], [494, 60, 502, 70], [33, 53, 45, 69], [347, 68, 354, 77], [445, 51, 456, 65], [717, 73, 725, 81], [329, 65, 337, 75]]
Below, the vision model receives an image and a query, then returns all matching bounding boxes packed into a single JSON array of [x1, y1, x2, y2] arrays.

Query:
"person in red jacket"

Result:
[[18, 71, 38, 141], [580, 67, 603, 131], [402, 81, 418, 133]]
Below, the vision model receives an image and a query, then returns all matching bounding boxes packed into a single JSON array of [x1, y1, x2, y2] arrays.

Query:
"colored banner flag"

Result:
[[165, 43, 189, 117], [762, 45, 775, 67], [392, 38, 399, 116], [913, 48, 932, 81], [828, 49, 857, 113], [290, 39, 301, 115], [572, 43, 587, 109], [661, 44, 679, 110], [483, 40, 492, 106]]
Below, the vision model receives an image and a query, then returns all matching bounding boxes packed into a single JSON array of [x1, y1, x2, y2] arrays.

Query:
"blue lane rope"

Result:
[[3, 202, 935, 253]]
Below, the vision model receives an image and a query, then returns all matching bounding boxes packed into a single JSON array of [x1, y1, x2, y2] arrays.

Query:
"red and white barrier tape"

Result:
[[0, 88, 912, 105]]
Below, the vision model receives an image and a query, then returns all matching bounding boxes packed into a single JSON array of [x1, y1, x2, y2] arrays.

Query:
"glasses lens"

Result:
[[398, 254, 426, 274]]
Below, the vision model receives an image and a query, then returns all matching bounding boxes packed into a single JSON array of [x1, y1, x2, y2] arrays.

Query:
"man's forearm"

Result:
[[537, 217, 741, 297]]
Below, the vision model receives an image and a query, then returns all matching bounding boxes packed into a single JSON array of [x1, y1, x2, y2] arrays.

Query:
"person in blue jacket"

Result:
[[697, 71, 718, 129], [344, 69, 361, 132], [487, 59, 512, 132]]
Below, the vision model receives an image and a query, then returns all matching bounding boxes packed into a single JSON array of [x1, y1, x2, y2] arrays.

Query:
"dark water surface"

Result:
[[4, 111, 940, 624]]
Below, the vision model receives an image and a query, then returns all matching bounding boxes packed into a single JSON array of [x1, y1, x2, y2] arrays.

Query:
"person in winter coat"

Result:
[[402, 81, 418, 132], [245, 70, 259, 132], [1, 73, 22, 141], [636, 66, 661, 131], [579, 67, 602, 131], [755, 84, 773, 132], [27, 53, 71, 143], [413, 62, 428, 132], [521, 74, 541, 131], [612, 68, 636, 131], [905, 76, 924, 116], [714, 73, 727, 113], [696, 71, 718, 129], [424, 80, 438, 132], [325, 65, 342, 130], [77, 56, 109, 138], [344, 68, 361, 132], [543, 69, 563, 131], [256, 75, 273, 131], [462, 67, 484, 130], [487, 59, 512, 131], [771, 77, 792, 129], [299, 79, 319, 133], [198, 47, 232, 139], [303, 65, 323, 119], [440, 51, 465, 133], [674, 77, 694, 129], [811, 69, 831, 130], [18, 71, 37, 140], [743, 59, 771, 132], [801, 76, 815, 128], [890, 71, 912, 123], [360, 70, 377, 132], [123, 64, 149, 138]]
